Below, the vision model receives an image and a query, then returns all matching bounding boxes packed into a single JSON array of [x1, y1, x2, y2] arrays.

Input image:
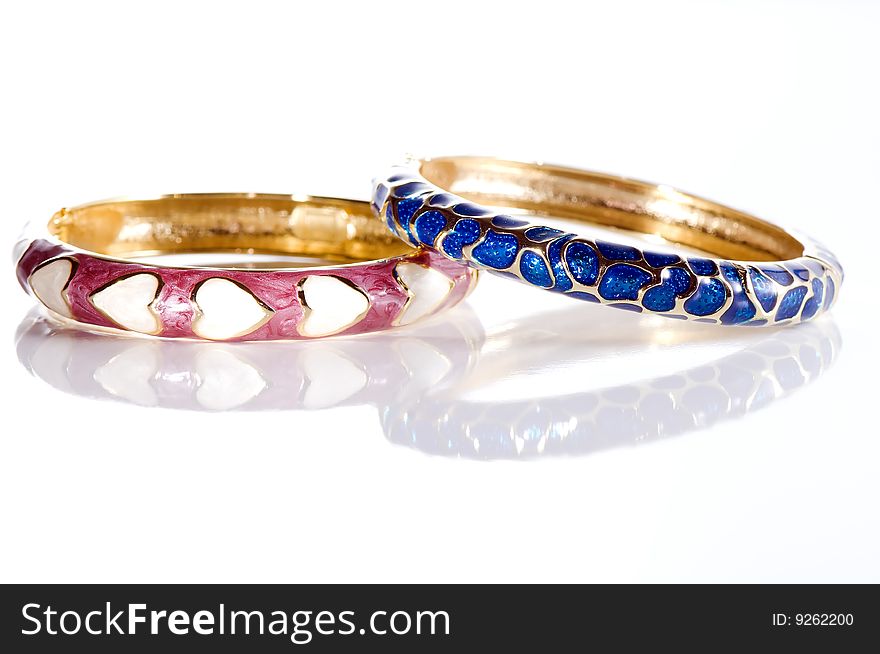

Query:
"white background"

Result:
[[1, 0, 877, 582]]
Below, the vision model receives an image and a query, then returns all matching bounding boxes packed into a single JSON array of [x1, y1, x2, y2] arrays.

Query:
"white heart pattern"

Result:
[[297, 275, 370, 337], [394, 263, 453, 326], [29, 258, 75, 318], [90, 273, 162, 334], [191, 278, 273, 340]]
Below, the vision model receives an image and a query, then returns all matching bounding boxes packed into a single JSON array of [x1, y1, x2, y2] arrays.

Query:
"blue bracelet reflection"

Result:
[[15, 306, 840, 459]]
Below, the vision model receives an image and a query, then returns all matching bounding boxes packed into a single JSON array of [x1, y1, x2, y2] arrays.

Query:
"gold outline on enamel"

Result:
[[392, 262, 454, 327], [88, 272, 165, 335], [296, 275, 371, 338], [28, 257, 78, 319], [190, 277, 275, 341]]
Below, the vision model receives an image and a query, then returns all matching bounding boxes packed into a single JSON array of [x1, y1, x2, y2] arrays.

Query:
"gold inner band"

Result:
[[420, 157, 804, 261], [49, 194, 412, 263]]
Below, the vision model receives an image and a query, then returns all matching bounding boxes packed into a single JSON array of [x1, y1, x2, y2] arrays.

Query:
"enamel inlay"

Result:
[[29, 259, 75, 318], [90, 273, 162, 333], [192, 278, 273, 340], [395, 263, 453, 326], [375, 165, 844, 327], [298, 275, 369, 337]]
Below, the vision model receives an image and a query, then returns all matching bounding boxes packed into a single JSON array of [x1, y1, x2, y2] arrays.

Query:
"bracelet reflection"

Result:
[[16, 305, 840, 460]]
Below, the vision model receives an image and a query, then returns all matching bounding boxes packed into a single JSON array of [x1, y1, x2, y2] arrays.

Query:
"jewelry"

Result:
[[373, 157, 842, 326], [14, 194, 477, 340]]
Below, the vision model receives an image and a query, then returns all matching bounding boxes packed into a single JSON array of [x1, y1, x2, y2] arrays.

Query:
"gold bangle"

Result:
[[14, 193, 477, 341], [373, 156, 841, 326]]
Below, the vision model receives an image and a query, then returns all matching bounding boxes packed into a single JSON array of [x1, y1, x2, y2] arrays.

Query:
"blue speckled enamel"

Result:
[[371, 166, 842, 327], [667, 267, 692, 294], [776, 286, 808, 321], [688, 258, 718, 276], [719, 263, 756, 325], [414, 210, 447, 246], [642, 287, 674, 312], [749, 267, 778, 312], [397, 197, 422, 225], [642, 267, 692, 312], [597, 240, 639, 261], [598, 264, 653, 300], [472, 230, 519, 269], [788, 264, 810, 281], [547, 235, 574, 292], [644, 251, 681, 267], [520, 252, 554, 288], [525, 226, 565, 242], [384, 203, 397, 234], [800, 278, 824, 320], [683, 278, 727, 316], [564, 241, 599, 286], [760, 264, 794, 286], [440, 219, 481, 259]]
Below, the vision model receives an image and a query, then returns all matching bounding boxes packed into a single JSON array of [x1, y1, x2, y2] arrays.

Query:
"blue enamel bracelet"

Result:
[[372, 156, 842, 326]]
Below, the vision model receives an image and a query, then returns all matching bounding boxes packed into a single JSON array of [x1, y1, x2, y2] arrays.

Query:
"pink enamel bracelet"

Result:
[[14, 194, 478, 341]]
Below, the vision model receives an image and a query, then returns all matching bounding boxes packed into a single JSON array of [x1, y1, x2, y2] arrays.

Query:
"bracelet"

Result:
[[14, 194, 477, 341], [373, 157, 842, 326]]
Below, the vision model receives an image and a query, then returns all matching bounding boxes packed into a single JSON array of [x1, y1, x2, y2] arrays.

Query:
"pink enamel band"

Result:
[[14, 194, 478, 341]]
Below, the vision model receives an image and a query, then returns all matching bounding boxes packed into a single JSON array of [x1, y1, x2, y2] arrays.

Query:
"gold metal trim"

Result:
[[189, 277, 275, 341], [28, 256, 78, 319], [295, 275, 371, 338], [87, 271, 165, 336], [391, 262, 454, 327]]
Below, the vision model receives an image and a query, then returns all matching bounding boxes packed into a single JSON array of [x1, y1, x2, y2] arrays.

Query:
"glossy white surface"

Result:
[[394, 263, 453, 326], [93, 343, 160, 406], [298, 275, 370, 337], [192, 277, 272, 340], [28, 259, 74, 318], [90, 273, 161, 334], [195, 348, 268, 411], [1, 0, 877, 583]]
